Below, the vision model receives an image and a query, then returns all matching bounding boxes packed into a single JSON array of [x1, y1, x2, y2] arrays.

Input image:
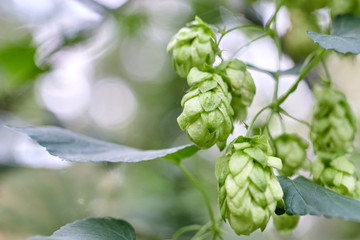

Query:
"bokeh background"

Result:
[[1, 0, 360, 239]]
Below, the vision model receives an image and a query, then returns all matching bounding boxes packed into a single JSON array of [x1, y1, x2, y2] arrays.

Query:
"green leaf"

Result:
[[278, 176, 360, 221], [307, 14, 360, 54], [0, 37, 49, 90], [8, 126, 198, 163], [28, 217, 135, 240]]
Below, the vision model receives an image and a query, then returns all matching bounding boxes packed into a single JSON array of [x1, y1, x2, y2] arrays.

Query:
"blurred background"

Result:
[[1, 0, 360, 239]]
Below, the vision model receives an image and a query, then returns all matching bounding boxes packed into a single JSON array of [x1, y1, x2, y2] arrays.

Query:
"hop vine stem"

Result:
[[279, 108, 310, 127], [277, 48, 327, 105], [172, 225, 201, 240], [217, 25, 265, 47], [176, 162, 221, 239]]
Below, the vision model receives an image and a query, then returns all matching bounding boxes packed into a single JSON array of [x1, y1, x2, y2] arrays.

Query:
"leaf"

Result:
[[307, 14, 360, 54], [28, 217, 135, 240], [0, 37, 49, 90], [278, 176, 360, 221], [8, 126, 198, 163]]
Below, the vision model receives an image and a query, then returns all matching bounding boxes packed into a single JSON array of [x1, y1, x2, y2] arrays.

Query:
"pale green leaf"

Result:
[[8, 126, 198, 163]]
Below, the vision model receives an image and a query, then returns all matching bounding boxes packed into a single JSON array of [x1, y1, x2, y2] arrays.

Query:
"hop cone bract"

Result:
[[215, 136, 283, 235], [177, 67, 234, 150], [167, 17, 218, 78], [312, 152, 360, 199], [274, 134, 309, 176], [217, 59, 256, 121], [272, 213, 300, 235], [310, 86, 356, 154]]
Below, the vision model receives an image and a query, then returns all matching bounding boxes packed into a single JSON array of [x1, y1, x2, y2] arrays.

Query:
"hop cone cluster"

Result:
[[274, 134, 309, 176], [167, 17, 218, 78], [310, 86, 356, 154], [177, 67, 234, 150], [312, 152, 360, 199], [217, 59, 256, 121], [272, 213, 300, 235], [215, 136, 283, 235]]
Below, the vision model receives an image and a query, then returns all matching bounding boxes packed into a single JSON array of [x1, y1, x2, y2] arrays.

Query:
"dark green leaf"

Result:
[[28, 217, 135, 240], [8, 126, 198, 163], [278, 176, 360, 221], [307, 14, 360, 54]]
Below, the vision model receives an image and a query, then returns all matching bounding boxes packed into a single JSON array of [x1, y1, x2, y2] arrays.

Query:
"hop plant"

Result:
[[217, 59, 256, 121], [310, 86, 357, 154], [177, 67, 234, 150], [167, 17, 218, 78], [274, 134, 309, 176], [312, 152, 360, 199], [215, 135, 283, 235], [272, 213, 300, 235]]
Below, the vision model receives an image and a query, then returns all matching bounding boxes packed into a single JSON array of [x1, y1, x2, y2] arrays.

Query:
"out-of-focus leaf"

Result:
[[191, 0, 224, 23], [0, 37, 48, 90], [116, 12, 149, 36], [307, 14, 360, 54], [8, 126, 198, 163], [0, 166, 98, 235], [28, 218, 135, 240], [278, 176, 360, 221]]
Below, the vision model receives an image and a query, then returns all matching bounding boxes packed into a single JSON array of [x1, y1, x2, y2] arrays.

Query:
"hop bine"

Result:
[[310, 86, 356, 154], [215, 135, 283, 235], [312, 152, 360, 199], [167, 17, 218, 78], [274, 134, 310, 177], [177, 67, 234, 150], [217, 59, 256, 122]]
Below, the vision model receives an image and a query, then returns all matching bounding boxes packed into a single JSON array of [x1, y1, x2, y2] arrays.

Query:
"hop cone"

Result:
[[312, 152, 360, 199], [167, 17, 218, 78], [217, 59, 256, 121], [272, 213, 300, 235], [177, 67, 234, 150], [310, 86, 356, 154], [215, 136, 283, 235], [274, 134, 309, 176]]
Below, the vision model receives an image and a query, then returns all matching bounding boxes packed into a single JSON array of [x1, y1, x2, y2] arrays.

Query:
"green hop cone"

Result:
[[312, 152, 360, 199], [217, 59, 256, 122], [274, 134, 309, 176], [272, 213, 300, 235], [167, 17, 218, 78], [177, 67, 234, 150], [215, 135, 284, 235], [310, 86, 357, 154]]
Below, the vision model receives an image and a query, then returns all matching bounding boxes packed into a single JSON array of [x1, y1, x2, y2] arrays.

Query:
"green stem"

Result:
[[277, 48, 326, 105], [265, 111, 276, 153], [246, 64, 276, 78], [246, 105, 271, 137], [191, 221, 212, 240], [265, 0, 283, 30], [276, 111, 286, 133], [230, 33, 268, 59], [177, 163, 217, 235], [218, 25, 265, 46], [279, 108, 310, 127], [272, 28, 282, 102], [321, 58, 333, 86], [173, 225, 202, 240]]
